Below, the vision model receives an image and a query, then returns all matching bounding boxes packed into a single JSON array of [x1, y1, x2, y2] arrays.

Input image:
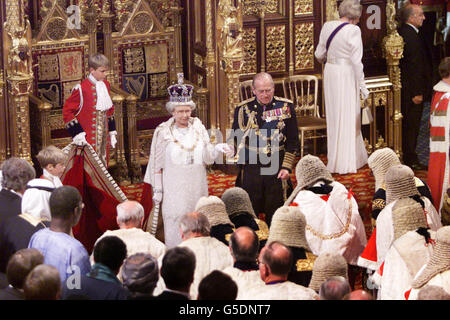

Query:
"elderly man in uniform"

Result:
[[231, 72, 300, 227]]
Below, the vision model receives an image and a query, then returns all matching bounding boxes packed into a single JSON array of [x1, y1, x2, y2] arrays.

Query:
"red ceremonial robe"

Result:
[[61, 145, 127, 253]]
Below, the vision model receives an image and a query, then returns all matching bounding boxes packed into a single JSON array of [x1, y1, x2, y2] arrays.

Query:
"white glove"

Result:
[[73, 132, 88, 146], [214, 143, 234, 157], [361, 87, 370, 101], [109, 131, 117, 149], [152, 173, 163, 203]]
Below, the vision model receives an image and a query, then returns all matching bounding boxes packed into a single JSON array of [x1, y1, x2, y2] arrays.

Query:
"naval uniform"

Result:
[[231, 96, 300, 226]]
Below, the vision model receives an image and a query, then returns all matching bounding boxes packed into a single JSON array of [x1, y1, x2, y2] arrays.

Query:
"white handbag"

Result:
[[361, 105, 373, 125]]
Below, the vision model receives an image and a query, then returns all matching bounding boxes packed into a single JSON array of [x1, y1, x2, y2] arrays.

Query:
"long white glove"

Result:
[[361, 87, 370, 101], [152, 173, 163, 203], [109, 131, 117, 149], [214, 143, 235, 157], [73, 132, 88, 146]]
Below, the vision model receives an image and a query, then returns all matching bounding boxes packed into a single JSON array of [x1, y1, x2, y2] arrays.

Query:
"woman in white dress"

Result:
[[144, 74, 233, 248], [314, 0, 369, 174]]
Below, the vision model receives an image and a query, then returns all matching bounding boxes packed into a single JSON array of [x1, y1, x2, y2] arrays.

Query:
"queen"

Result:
[[144, 74, 233, 248]]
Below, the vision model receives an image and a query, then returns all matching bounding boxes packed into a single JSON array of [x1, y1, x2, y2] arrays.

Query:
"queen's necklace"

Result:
[[169, 123, 200, 152]]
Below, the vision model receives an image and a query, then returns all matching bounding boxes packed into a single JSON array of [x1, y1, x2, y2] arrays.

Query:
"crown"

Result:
[[167, 73, 194, 103]]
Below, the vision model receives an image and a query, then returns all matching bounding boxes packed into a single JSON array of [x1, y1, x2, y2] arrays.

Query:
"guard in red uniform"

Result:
[[63, 53, 117, 167]]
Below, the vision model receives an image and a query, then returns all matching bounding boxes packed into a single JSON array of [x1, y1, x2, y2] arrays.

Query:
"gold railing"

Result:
[[363, 76, 396, 155]]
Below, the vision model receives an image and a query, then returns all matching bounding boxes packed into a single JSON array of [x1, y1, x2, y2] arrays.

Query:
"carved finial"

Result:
[[102, 0, 112, 14], [386, 0, 398, 35]]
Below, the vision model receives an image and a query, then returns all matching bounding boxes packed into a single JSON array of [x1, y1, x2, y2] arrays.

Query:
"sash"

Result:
[[326, 22, 349, 51]]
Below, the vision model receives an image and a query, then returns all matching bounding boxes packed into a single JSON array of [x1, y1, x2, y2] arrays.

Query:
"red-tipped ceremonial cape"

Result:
[[61, 144, 127, 253]]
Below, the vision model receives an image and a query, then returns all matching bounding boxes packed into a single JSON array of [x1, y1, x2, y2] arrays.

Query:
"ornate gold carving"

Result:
[[6, 24, 32, 78], [326, 0, 339, 21], [393, 110, 403, 122], [265, 0, 279, 14], [243, 0, 260, 16], [294, 22, 314, 70], [217, 0, 244, 59], [364, 138, 373, 154], [46, 17, 67, 41], [296, 252, 317, 272], [0, 70, 4, 97], [386, 0, 398, 35], [242, 28, 257, 75], [383, 0, 404, 158], [132, 12, 154, 34], [265, 25, 286, 72], [194, 53, 204, 68], [197, 74, 204, 87], [295, 0, 313, 15], [373, 92, 387, 107], [375, 135, 388, 149]]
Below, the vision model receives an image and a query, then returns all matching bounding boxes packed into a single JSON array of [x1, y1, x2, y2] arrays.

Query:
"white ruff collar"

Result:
[[88, 74, 113, 111], [43, 169, 63, 188], [433, 80, 450, 93]]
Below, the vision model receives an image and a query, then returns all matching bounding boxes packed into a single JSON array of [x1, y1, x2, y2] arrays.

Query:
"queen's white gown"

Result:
[[315, 21, 368, 174], [144, 117, 218, 248]]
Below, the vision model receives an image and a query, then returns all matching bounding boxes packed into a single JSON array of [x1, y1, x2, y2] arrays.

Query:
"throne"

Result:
[[106, 0, 208, 183], [29, 2, 129, 183]]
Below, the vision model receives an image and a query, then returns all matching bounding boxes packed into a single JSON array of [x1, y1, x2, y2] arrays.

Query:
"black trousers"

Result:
[[401, 99, 424, 166], [235, 164, 292, 227]]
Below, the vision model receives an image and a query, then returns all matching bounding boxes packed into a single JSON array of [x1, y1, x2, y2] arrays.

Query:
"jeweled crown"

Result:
[[168, 73, 194, 103]]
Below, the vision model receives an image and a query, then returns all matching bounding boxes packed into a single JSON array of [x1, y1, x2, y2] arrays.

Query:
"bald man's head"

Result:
[[230, 227, 259, 262], [259, 241, 292, 276], [343, 289, 374, 300]]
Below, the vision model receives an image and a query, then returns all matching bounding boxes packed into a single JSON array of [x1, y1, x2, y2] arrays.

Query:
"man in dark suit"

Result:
[[155, 247, 196, 300], [398, 4, 434, 169], [0, 158, 36, 226]]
